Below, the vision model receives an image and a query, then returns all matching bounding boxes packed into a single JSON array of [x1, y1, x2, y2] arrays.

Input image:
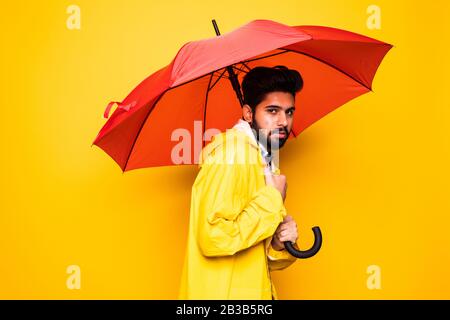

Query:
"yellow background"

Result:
[[1, 0, 449, 299]]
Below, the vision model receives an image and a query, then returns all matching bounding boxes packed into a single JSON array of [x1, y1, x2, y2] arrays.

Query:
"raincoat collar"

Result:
[[232, 119, 276, 173]]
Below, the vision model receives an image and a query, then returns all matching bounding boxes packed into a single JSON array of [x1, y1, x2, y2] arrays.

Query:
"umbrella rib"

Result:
[[242, 49, 290, 64], [209, 68, 228, 91], [231, 64, 249, 75], [122, 72, 216, 171], [167, 43, 374, 97], [241, 62, 252, 72], [242, 47, 372, 90], [121, 72, 217, 171], [208, 63, 249, 93], [163, 50, 288, 94], [283, 48, 372, 91], [122, 93, 166, 172], [202, 73, 214, 148]]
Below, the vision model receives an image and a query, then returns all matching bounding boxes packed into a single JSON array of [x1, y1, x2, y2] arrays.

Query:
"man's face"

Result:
[[246, 91, 296, 151]]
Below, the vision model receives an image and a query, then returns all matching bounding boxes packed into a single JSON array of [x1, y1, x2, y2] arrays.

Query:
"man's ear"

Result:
[[242, 104, 253, 122]]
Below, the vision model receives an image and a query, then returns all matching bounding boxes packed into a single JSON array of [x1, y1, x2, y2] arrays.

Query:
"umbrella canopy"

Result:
[[92, 19, 392, 172]]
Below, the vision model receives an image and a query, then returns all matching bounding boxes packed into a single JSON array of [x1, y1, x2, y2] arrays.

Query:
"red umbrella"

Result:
[[92, 19, 392, 258], [92, 19, 392, 171]]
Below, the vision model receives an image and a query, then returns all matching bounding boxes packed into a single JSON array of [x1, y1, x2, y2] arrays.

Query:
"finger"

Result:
[[275, 234, 283, 244], [280, 230, 290, 238], [281, 220, 295, 228], [280, 234, 296, 243], [279, 223, 296, 232], [275, 231, 282, 240], [275, 234, 282, 243], [283, 215, 293, 222], [279, 235, 291, 243], [285, 221, 297, 230], [265, 174, 274, 186]]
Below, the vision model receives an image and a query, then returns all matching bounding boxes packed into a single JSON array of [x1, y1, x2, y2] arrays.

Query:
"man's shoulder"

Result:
[[199, 129, 261, 166]]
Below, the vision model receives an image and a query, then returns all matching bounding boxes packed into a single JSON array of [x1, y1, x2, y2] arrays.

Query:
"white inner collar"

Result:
[[232, 119, 274, 168]]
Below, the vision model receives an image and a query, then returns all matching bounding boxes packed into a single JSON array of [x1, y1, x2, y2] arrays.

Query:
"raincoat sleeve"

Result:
[[196, 162, 285, 257], [265, 237, 298, 271]]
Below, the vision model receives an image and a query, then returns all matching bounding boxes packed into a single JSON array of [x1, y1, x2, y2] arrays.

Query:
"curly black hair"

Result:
[[241, 65, 303, 111]]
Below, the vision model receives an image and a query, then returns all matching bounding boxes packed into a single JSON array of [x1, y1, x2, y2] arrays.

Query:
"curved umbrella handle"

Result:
[[284, 226, 322, 259]]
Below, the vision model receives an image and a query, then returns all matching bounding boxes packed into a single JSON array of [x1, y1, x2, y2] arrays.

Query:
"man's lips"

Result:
[[272, 131, 287, 138]]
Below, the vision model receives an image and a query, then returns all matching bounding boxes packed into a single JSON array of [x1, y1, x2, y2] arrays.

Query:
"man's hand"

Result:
[[271, 215, 298, 251], [265, 173, 287, 202]]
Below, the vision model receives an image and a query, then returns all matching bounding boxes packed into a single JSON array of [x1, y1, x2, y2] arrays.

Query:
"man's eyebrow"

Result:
[[265, 105, 296, 110]]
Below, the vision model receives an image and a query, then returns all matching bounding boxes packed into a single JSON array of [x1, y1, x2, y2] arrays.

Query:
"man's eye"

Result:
[[287, 110, 294, 116], [268, 109, 277, 114]]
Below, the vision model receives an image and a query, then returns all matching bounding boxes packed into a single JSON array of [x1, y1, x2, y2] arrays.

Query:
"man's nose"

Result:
[[278, 112, 288, 127]]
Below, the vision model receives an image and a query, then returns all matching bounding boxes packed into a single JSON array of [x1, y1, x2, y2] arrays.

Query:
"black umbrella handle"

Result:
[[284, 226, 322, 259]]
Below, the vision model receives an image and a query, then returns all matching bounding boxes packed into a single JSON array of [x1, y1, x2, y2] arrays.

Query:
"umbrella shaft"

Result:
[[226, 66, 244, 107], [212, 19, 244, 107]]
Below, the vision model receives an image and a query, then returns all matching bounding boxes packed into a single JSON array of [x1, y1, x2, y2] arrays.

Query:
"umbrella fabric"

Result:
[[92, 19, 392, 172]]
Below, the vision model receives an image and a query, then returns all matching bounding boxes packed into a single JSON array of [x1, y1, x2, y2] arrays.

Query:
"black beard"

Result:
[[250, 119, 289, 152]]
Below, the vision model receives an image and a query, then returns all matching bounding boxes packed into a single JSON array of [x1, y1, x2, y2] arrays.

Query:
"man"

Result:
[[178, 66, 303, 300]]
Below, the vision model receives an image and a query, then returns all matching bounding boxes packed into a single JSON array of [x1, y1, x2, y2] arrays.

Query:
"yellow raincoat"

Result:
[[178, 121, 297, 300]]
